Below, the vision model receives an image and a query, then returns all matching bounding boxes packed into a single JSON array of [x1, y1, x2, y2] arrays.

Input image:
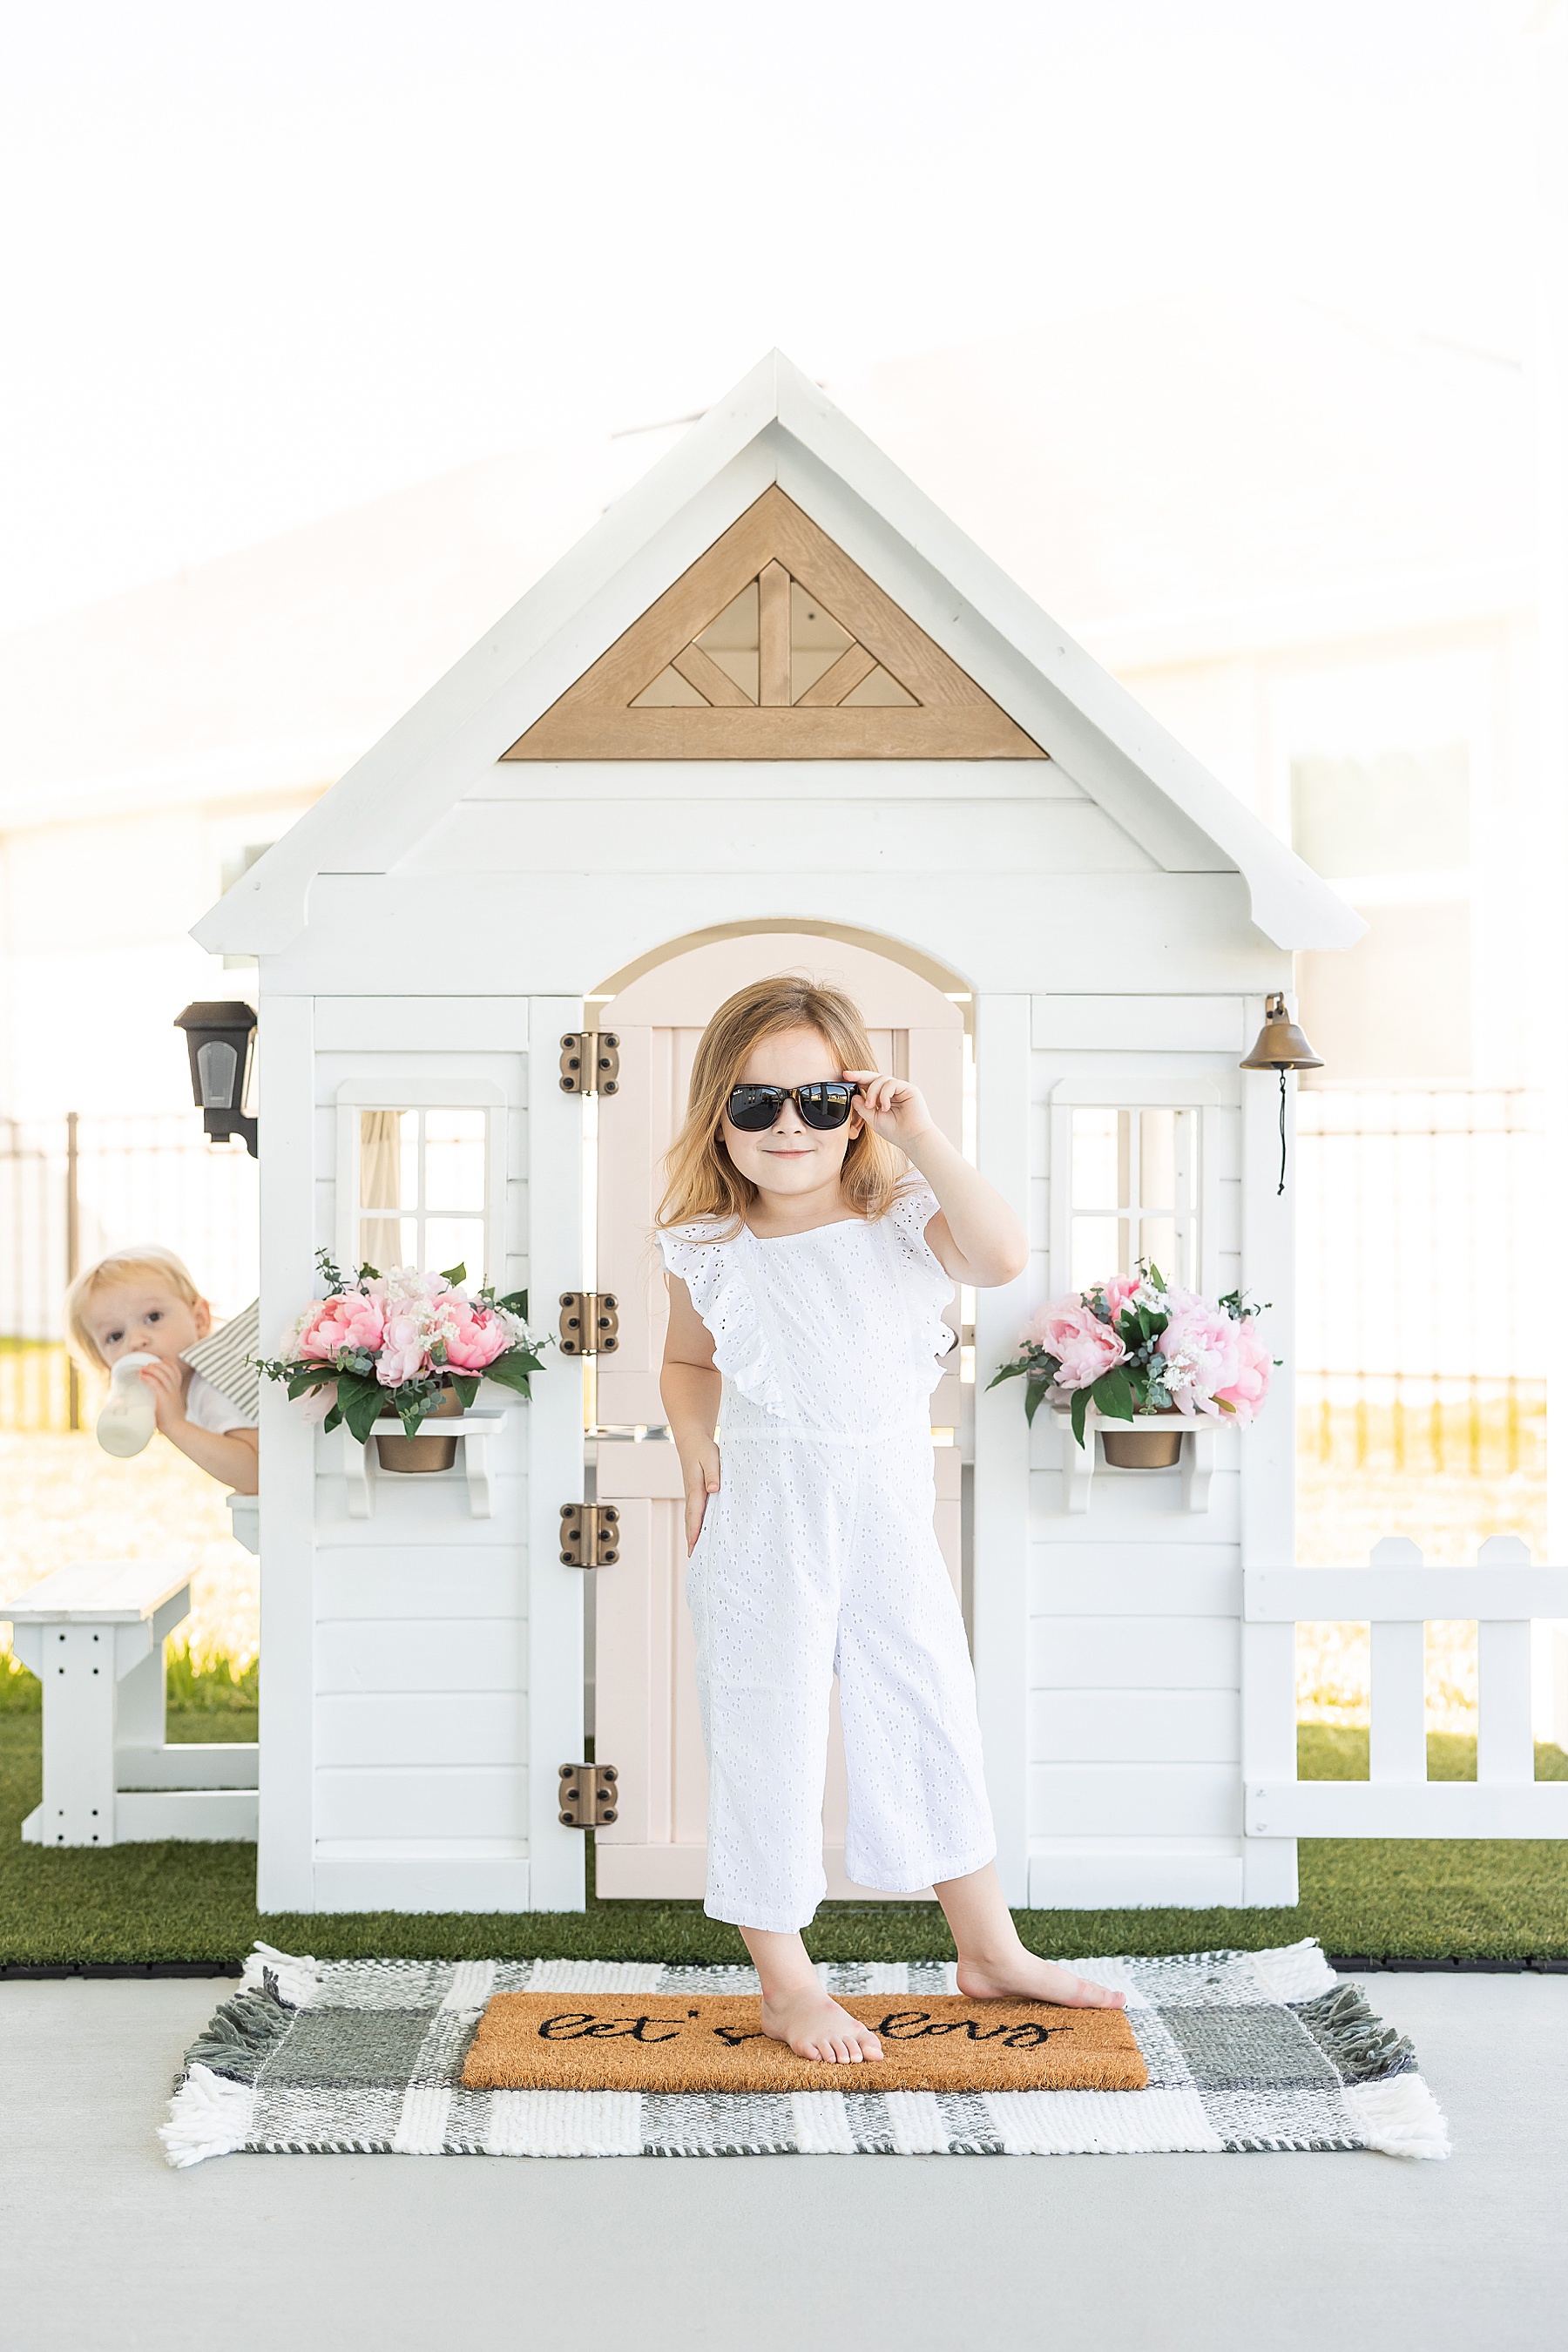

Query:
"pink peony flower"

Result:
[[1101, 1275, 1141, 1323], [1024, 1296, 1127, 1393], [377, 1308, 432, 1387], [1213, 1310, 1271, 1423], [1156, 1293, 1243, 1419], [292, 1292, 385, 1363], [443, 1302, 507, 1373]]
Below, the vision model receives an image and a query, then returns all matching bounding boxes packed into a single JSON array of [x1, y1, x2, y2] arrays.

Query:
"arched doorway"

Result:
[[585, 929, 970, 1903]]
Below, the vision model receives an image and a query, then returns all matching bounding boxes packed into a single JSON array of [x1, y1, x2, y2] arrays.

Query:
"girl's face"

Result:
[[86, 1282, 208, 1371], [720, 1024, 862, 1202]]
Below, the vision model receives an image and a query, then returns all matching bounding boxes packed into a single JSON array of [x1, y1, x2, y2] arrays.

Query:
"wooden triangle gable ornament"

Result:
[[504, 487, 1045, 760]]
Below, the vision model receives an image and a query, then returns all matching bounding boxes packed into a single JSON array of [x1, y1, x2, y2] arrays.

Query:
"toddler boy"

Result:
[[65, 1245, 259, 1494]]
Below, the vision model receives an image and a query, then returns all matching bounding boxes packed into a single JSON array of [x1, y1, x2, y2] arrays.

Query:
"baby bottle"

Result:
[[96, 1353, 160, 1458]]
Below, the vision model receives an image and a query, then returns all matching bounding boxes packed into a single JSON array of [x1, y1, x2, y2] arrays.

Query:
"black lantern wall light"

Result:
[[173, 1002, 258, 1156], [1240, 992, 1321, 1195]]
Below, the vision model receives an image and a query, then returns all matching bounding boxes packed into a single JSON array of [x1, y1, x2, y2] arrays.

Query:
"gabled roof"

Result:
[[192, 350, 1361, 956]]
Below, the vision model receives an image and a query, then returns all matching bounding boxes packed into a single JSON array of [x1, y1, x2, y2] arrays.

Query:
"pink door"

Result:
[[590, 933, 966, 1901]]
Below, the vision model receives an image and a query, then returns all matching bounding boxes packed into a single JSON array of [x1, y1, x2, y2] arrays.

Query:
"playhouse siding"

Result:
[[257, 822, 1291, 1911], [1021, 1008, 1273, 1909], [255, 990, 588, 1916], [264, 869, 1282, 1002], [258, 915, 1292, 1911]]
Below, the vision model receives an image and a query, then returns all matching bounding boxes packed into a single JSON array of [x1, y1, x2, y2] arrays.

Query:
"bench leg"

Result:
[[39, 1625, 119, 1846], [116, 1642, 166, 1750]]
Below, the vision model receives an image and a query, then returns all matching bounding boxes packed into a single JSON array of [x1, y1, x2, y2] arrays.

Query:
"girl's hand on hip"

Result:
[[683, 1440, 721, 1555], [842, 1071, 935, 1149]]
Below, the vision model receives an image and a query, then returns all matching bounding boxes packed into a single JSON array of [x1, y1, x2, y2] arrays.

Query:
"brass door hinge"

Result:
[[558, 1763, 619, 1827], [558, 1292, 620, 1356], [558, 1502, 621, 1567], [558, 1031, 620, 1096]]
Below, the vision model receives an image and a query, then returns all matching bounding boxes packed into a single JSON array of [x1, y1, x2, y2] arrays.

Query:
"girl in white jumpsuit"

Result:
[[659, 975, 1125, 2065], [659, 1184, 994, 1930]]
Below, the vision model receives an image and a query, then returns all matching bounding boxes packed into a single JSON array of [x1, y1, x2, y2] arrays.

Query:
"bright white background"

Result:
[[0, 0, 1537, 635]]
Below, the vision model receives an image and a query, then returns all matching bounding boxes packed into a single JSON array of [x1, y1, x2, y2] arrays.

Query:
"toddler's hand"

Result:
[[136, 1358, 188, 1435], [683, 1441, 720, 1556], [842, 1071, 935, 1149]]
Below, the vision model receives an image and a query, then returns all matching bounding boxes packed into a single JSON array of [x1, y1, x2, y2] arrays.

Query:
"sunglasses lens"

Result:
[[797, 1084, 855, 1130], [727, 1086, 783, 1132]]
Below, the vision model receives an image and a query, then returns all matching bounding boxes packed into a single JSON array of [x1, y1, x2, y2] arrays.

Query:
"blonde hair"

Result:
[[65, 1245, 201, 1373], [657, 974, 906, 1236]]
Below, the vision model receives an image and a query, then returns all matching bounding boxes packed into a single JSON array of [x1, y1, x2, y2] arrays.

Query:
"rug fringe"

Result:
[[1345, 2072, 1450, 2161], [241, 1942, 320, 2008], [160, 2064, 257, 2168], [1247, 1937, 1335, 2003], [180, 1979, 297, 2084], [1294, 1982, 1416, 2084]]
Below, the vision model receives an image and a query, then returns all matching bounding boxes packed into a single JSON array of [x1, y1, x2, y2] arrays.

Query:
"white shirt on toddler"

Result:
[[184, 1372, 258, 1435]]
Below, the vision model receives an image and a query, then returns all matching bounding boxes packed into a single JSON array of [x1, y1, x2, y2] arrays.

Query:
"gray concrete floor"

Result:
[[0, 1973, 1564, 2352]]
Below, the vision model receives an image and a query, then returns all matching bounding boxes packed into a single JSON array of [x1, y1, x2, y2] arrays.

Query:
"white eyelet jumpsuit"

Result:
[[659, 1183, 997, 1931]]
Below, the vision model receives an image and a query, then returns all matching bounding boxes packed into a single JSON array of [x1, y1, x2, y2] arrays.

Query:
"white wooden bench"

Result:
[[0, 1561, 258, 1846]]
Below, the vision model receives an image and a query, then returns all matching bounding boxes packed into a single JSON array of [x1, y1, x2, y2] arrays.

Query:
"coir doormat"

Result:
[[160, 1938, 1450, 2166], [461, 1991, 1146, 2093]]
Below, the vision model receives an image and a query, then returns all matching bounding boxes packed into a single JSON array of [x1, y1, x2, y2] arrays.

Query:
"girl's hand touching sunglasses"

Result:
[[839, 1071, 936, 1148]]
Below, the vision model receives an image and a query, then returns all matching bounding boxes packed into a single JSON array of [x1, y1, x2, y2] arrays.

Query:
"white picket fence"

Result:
[[1245, 1539, 1568, 1840]]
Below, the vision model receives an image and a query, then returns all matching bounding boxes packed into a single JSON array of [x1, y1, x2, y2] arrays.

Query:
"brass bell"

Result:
[[1241, 993, 1321, 1072]]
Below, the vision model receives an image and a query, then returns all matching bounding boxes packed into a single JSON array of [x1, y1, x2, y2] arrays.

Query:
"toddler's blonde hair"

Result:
[[657, 974, 905, 1237], [65, 1245, 202, 1374]]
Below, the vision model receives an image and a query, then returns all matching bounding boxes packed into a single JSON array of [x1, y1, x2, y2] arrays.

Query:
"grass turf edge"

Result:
[[3, 1715, 1567, 1969]]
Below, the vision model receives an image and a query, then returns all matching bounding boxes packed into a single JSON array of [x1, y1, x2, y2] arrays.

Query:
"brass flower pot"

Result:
[[1100, 1425, 1183, 1469], [375, 1386, 463, 1474]]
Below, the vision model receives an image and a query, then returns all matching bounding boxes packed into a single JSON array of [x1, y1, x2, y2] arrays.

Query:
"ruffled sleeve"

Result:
[[656, 1221, 787, 1418], [885, 1182, 959, 1389]]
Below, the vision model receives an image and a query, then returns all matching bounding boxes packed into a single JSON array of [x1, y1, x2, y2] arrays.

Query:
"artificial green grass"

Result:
[[3, 1702, 1566, 1968]]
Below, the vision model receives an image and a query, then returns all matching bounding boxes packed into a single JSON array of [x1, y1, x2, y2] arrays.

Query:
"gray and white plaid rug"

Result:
[[161, 1937, 1449, 2166]]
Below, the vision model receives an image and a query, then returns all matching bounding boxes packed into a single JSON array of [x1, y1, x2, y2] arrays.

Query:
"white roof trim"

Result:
[[192, 350, 1361, 956]]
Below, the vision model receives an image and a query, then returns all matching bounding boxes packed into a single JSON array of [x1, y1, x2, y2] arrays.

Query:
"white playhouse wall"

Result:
[[971, 991, 1296, 1912], [255, 990, 586, 1915], [255, 798, 1292, 1912]]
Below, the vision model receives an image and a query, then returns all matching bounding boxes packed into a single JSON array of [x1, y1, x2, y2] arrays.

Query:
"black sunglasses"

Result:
[[725, 1081, 860, 1133]]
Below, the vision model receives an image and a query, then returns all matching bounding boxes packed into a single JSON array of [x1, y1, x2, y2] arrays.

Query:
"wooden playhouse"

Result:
[[194, 352, 1358, 1917]]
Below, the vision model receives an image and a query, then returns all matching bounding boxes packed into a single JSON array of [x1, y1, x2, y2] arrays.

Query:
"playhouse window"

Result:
[[1069, 1106, 1200, 1290], [355, 1108, 490, 1281]]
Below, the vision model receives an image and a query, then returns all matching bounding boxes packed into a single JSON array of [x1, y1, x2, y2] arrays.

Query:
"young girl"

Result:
[[659, 976, 1125, 2064]]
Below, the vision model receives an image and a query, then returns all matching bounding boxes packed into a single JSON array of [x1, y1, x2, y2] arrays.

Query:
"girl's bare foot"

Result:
[[934, 1863, 1127, 2009], [760, 1985, 885, 2063], [955, 1950, 1126, 2009]]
